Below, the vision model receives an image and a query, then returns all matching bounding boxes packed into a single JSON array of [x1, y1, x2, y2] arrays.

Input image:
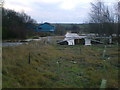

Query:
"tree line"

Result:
[[88, 0, 120, 37], [2, 8, 36, 39], [2, 8, 82, 39], [54, 1, 120, 37], [2, 0, 120, 40]]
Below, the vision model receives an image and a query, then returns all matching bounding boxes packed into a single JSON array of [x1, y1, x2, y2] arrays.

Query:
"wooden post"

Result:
[[28, 52, 31, 64]]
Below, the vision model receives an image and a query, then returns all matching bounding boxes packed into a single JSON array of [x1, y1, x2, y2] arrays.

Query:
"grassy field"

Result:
[[2, 40, 119, 88]]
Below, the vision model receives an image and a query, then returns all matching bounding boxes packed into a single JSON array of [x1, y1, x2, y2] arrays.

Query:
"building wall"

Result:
[[35, 23, 55, 32]]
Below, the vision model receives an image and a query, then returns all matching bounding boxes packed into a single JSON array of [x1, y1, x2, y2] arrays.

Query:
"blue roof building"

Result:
[[34, 22, 55, 32]]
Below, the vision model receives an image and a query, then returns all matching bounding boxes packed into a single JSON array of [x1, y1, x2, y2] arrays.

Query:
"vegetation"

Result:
[[2, 39, 119, 88], [2, 0, 119, 89], [2, 1, 120, 39], [88, 1, 120, 36], [2, 7, 88, 39], [53, 24, 88, 35], [2, 8, 36, 40]]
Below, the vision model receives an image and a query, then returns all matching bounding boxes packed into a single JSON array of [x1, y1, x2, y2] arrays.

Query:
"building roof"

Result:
[[34, 22, 55, 32], [65, 32, 79, 37], [64, 32, 87, 41], [40, 22, 54, 27]]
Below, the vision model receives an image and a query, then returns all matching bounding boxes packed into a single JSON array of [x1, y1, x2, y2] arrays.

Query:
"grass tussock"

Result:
[[2, 40, 119, 88]]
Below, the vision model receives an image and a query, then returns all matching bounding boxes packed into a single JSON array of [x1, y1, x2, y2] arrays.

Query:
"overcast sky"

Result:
[[4, 0, 118, 23]]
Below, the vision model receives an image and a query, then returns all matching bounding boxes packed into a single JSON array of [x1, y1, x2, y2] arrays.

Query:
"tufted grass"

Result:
[[2, 41, 119, 88]]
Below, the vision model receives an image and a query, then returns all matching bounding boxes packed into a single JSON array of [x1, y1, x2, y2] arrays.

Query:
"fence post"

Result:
[[100, 79, 107, 89], [102, 45, 106, 59], [109, 36, 112, 44], [28, 52, 31, 64]]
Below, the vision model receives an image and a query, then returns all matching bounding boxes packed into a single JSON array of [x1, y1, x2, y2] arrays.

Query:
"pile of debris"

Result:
[[57, 32, 103, 45]]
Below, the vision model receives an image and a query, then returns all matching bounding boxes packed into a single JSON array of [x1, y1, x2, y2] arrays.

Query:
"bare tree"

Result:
[[89, 0, 114, 36], [90, 1, 105, 23], [117, 1, 120, 23], [116, 1, 120, 36]]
